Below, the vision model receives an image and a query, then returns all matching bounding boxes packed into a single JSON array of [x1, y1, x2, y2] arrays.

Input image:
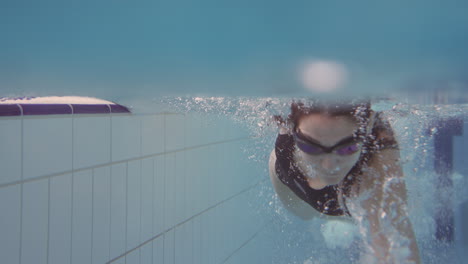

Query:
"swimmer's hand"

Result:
[[273, 115, 290, 135]]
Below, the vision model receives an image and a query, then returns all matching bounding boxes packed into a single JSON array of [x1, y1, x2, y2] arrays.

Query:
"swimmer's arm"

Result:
[[268, 150, 315, 220], [360, 149, 421, 264]]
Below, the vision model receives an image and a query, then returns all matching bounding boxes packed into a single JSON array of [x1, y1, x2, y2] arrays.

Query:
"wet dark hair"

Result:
[[283, 99, 373, 138]]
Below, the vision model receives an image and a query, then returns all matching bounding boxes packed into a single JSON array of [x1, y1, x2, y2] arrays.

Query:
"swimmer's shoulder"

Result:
[[268, 150, 317, 220], [358, 112, 403, 194], [371, 112, 399, 150]]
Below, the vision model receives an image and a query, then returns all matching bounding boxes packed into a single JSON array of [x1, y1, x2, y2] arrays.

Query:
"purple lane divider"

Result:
[[0, 103, 130, 116], [73, 104, 111, 114], [0, 104, 22, 116], [431, 118, 463, 242], [110, 104, 130, 113], [21, 104, 73, 115]]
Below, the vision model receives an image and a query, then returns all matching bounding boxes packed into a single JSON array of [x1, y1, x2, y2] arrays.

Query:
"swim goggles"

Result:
[[292, 129, 361, 156]]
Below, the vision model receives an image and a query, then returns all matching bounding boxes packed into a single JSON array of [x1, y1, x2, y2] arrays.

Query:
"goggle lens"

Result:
[[293, 131, 361, 156], [296, 141, 324, 155], [335, 144, 360, 155]]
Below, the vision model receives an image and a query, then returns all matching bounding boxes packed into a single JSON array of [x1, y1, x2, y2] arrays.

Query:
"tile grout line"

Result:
[[162, 114, 167, 264], [70, 108, 75, 264], [162, 234, 165, 264], [108, 111, 113, 263], [125, 162, 128, 264], [221, 218, 273, 264], [138, 117, 143, 264], [70, 172, 74, 264], [19, 108, 24, 264], [171, 226, 175, 264], [91, 169, 95, 264], [185, 117, 192, 263], [139, 159, 142, 264], [46, 178, 51, 264], [183, 115, 187, 252], [151, 157, 155, 264], [108, 167, 113, 262], [173, 153, 176, 263], [106, 178, 267, 264], [71, 107, 75, 171], [182, 114, 187, 263], [0, 137, 249, 190], [110, 114, 113, 169]]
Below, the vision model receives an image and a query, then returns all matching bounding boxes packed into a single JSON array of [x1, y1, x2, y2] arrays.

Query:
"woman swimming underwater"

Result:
[[269, 99, 421, 263]]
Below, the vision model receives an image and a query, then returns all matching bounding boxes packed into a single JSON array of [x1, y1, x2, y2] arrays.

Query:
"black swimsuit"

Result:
[[274, 113, 398, 217]]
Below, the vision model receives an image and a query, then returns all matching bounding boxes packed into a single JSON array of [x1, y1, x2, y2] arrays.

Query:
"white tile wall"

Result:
[[165, 154, 176, 230], [185, 149, 198, 215], [153, 236, 164, 264], [125, 249, 140, 264], [175, 151, 186, 224], [127, 160, 142, 251], [92, 167, 111, 264], [209, 115, 229, 143], [184, 149, 197, 217], [217, 205, 229, 262], [142, 115, 164, 156], [185, 113, 203, 148], [73, 116, 111, 169], [0, 185, 21, 264], [192, 216, 202, 264], [21, 180, 49, 264], [212, 207, 222, 264], [207, 146, 218, 208], [140, 241, 153, 264], [186, 221, 194, 264], [198, 146, 212, 212], [71, 170, 93, 264], [141, 158, 154, 243], [200, 210, 210, 264], [0, 112, 271, 264], [153, 156, 165, 237], [110, 163, 127, 259], [178, 221, 193, 264], [49, 174, 72, 264], [199, 115, 216, 146], [23, 118, 73, 179], [164, 230, 175, 264], [174, 225, 185, 264], [111, 115, 141, 162], [211, 145, 222, 203], [209, 208, 219, 264], [0, 119, 22, 185], [165, 114, 185, 152], [112, 257, 126, 264], [224, 198, 237, 259]]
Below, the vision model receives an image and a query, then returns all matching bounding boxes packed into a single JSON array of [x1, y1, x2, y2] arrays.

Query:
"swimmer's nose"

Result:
[[321, 156, 339, 171]]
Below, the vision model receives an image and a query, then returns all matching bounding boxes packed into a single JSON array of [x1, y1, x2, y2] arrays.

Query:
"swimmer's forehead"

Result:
[[296, 102, 369, 114]]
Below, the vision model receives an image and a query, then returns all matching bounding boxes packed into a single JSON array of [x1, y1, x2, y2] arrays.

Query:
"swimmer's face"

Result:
[[295, 113, 363, 189]]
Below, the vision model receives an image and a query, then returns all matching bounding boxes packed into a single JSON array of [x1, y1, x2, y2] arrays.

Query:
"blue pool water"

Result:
[[1, 94, 468, 263], [2, 2, 468, 263]]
